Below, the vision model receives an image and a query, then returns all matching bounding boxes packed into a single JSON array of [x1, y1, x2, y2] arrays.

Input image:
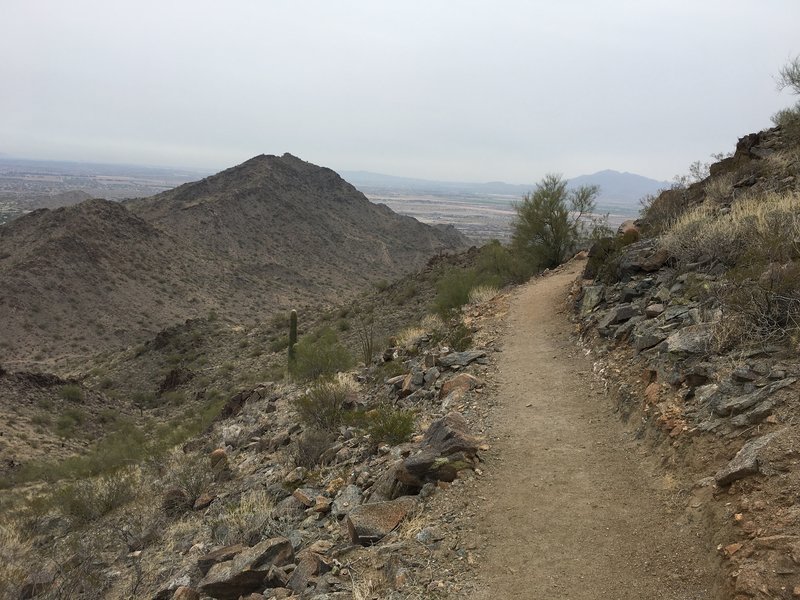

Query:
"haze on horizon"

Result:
[[1, 1, 798, 184]]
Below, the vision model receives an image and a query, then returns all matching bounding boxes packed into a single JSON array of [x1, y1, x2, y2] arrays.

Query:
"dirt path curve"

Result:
[[471, 259, 717, 599]]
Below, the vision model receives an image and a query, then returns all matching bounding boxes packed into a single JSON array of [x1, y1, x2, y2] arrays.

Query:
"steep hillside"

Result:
[[574, 124, 800, 597], [0, 154, 468, 367]]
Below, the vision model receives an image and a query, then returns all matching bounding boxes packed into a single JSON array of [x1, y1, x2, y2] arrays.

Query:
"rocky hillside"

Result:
[[0, 154, 468, 368], [574, 124, 800, 597]]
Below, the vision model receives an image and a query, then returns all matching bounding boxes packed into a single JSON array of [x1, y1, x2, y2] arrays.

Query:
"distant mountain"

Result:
[[0, 154, 469, 365], [341, 169, 669, 215]]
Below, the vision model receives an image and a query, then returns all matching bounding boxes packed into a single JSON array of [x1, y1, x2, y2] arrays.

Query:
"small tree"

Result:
[[511, 173, 599, 270], [772, 55, 800, 134]]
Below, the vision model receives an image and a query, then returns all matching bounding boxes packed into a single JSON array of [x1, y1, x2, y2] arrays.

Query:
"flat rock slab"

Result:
[[715, 433, 778, 486], [345, 496, 417, 545], [439, 373, 483, 399], [437, 350, 487, 368]]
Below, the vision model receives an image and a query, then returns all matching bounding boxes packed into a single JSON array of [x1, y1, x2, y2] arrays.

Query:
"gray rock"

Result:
[[631, 320, 669, 351], [423, 367, 440, 385], [331, 485, 362, 519], [437, 350, 487, 369], [712, 378, 796, 416], [715, 433, 778, 486], [580, 285, 605, 316], [645, 303, 665, 318], [198, 537, 294, 600], [597, 303, 640, 330], [665, 324, 713, 355]]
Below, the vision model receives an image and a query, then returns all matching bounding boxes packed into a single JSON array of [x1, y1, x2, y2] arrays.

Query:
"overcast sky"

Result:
[[1, 1, 798, 183]]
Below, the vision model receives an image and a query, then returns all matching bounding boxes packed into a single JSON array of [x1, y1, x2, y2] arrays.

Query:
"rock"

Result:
[[645, 303, 665, 318], [439, 373, 482, 399], [172, 587, 200, 600], [399, 373, 418, 398], [287, 551, 332, 593], [292, 487, 318, 508], [222, 424, 244, 447], [597, 304, 640, 330], [579, 285, 605, 316], [410, 368, 424, 387], [385, 374, 405, 388], [617, 239, 670, 274], [423, 367, 440, 385], [715, 433, 778, 486], [153, 575, 192, 600], [193, 492, 217, 511], [345, 496, 418, 545], [331, 484, 362, 518], [665, 324, 713, 355], [421, 412, 480, 457], [631, 320, 669, 352], [198, 537, 294, 600], [437, 350, 487, 369], [198, 544, 247, 575], [732, 366, 759, 382], [712, 378, 797, 417], [313, 496, 332, 513], [397, 412, 480, 486]]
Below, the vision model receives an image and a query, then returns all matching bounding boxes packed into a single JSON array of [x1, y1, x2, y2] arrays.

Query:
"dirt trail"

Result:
[[472, 260, 717, 599]]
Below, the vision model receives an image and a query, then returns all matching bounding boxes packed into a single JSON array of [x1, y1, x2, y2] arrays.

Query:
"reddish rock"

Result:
[[172, 587, 200, 600], [292, 487, 317, 507], [439, 373, 482, 399], [345, 496, 417, 545]]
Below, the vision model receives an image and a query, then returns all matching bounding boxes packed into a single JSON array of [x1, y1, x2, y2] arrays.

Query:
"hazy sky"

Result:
[[2, 1, 798, 182]]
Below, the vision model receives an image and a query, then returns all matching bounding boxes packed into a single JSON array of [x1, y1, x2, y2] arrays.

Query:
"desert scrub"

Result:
[[289, 327, 353, 381], [208, 488, 278, 546], [54, 469, 139, 525], [661, 192, 800, 268], [364, 404, 415, 446], [292, 429, 337, 468], [59, 383, 84, 402], [293, 377, 357, 431]]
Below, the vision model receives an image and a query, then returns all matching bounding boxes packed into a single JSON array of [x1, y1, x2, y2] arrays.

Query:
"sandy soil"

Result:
[[470, 260, 718, 599]]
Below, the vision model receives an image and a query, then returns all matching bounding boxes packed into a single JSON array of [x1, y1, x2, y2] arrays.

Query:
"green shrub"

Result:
[[446, 321, 473, 352], [289, 328, 354, 381], [269, 335, 290, 353], [433, 269, 476, 317], [365, 405, 415, 446], [59, 384, 83, 403], [293, 379, 355, 431], [54, 470, 138, 524], [55, 408, 86, 437]]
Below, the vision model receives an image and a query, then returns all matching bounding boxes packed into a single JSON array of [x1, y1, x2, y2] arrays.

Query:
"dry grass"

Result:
[[208, 487, 277, 545], [396, 326, 427, 348], [0, 522, 31, 599], [661, 191, 800, 267], [702, 172, 734, 205], [468, 284, 499, 304]]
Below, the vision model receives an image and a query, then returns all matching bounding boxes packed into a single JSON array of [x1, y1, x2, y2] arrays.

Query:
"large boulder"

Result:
[[198, 537, 294, 600], [397, 412, 480, 486]]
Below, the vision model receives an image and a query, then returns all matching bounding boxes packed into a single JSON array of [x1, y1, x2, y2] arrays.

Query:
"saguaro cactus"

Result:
[[288, 309, 298, 364]]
